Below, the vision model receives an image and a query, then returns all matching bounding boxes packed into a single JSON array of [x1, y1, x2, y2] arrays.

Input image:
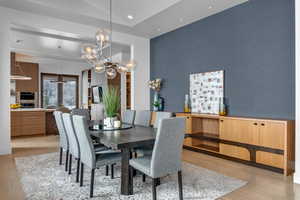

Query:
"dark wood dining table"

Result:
[[89, 123, 156, 196]]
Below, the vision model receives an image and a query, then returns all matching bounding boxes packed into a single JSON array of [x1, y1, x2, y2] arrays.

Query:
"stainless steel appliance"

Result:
[[17, 92, 38, 108]]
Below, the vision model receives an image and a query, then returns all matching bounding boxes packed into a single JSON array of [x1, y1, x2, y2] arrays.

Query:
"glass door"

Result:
[[41, 73, 79, 109], [62, 76, 78, 109], [42, 74, 59, 108]]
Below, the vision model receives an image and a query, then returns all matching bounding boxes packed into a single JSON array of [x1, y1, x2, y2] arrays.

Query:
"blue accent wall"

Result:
[[150, 0, 295, 119]]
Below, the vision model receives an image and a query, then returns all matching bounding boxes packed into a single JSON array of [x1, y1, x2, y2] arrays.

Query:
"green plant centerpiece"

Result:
[[102, 86, 120, 128]]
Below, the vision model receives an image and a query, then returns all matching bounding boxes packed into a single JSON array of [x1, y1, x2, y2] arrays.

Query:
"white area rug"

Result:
[[15, 153, 246, 200]]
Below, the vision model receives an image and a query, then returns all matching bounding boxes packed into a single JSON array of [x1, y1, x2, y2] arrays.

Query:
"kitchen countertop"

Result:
[[11, 108, 56, 112]]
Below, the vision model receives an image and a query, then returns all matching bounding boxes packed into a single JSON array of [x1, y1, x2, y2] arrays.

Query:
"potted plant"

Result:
[[102, 86, 120, 128]]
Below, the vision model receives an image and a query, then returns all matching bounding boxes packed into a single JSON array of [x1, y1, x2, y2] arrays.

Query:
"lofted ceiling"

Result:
[[10, 26, 130, 63], [0, 0, 248, 38]]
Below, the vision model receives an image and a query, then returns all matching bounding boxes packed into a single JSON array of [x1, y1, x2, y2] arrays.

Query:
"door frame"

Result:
[[40, 73, 79, 108]]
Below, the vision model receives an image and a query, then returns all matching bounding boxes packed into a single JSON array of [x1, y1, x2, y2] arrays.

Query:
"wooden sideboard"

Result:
[[176, 113, 295, 176]]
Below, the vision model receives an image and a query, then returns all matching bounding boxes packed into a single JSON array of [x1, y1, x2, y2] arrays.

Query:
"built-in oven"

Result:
[[20, 92, 35, 100], [17, 92, 38, 108]]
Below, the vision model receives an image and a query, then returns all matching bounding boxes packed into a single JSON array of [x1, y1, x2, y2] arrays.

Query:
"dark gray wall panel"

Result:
[[150, 0, 295, 119]]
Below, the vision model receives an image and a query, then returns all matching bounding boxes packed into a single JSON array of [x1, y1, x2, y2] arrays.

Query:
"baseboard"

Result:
[[294, 173, 300, 184]]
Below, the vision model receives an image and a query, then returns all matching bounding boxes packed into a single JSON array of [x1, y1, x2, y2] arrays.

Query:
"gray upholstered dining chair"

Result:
[[71, 108, 90, 120], [122, 109, 136, 125], [53, 111, 69, 172], [62, 113, 81, 181], [136, 111, 173, 158], [62, 113, 113, 181], [72, 115, 122, 198], [153, 111, 173, 128], [135, 110, 152, 127], [91, 103, 105, 121], [129, 117, 185, 200]]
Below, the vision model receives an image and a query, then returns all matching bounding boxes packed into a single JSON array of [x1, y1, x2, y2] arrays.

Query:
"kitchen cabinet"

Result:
[[11, 110, 46, 136]]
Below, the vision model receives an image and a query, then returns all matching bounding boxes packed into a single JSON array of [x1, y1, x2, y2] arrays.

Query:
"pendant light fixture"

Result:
[[81, 0, 136, 79]]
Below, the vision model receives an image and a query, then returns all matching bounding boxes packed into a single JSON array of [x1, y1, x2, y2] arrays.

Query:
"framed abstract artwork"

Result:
[[190, 70, 224, 114]]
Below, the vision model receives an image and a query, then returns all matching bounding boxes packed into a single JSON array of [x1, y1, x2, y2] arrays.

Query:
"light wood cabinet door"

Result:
[[11, 112, 22, 136], [258, 121, 285, 150], [220, 119, 259, 145]]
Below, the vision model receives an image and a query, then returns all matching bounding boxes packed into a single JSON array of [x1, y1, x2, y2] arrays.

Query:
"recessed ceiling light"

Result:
[[157, 28, 161, 31], [127, 15, 134, 20], [208, 6, 213, 9], [179, 18, 183, 22]]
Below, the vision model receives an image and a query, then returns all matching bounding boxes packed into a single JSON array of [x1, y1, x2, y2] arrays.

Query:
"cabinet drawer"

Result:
[[220, 143, 250, 161], [256, 151, 284, 169], [21, 112, 46, 135]]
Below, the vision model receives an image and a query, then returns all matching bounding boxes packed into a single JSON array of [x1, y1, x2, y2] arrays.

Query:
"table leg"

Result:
[[121, 148, 133, 195]]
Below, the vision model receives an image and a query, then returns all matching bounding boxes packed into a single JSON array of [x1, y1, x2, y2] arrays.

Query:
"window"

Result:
[[41, 73, 79, 109]]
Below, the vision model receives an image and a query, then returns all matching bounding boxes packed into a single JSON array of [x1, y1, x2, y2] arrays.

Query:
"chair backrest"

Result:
[[153, 112, 173, 128], [72, 108, 90, 120], [72, 115, 96, 169], [122, 110, 136, 125], [53, 111, 69, 150], [134, 110, 151, 127], [62, 113, 80, 158], [91, 104, 105, 120], [150, 117, 185, 178], [56, 106, 71, 113]]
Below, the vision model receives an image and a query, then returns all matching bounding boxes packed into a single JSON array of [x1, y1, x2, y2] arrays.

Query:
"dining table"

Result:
[[89, 121, 156, 196]]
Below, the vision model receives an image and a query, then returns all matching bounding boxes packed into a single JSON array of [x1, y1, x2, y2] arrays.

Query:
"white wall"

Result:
[[0, 17, 11, 155], [295, 0, 300, 184], [0, 6, 150, 155]]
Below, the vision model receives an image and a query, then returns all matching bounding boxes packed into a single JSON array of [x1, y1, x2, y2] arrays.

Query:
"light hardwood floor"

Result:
[[0, 135, 299, 200]]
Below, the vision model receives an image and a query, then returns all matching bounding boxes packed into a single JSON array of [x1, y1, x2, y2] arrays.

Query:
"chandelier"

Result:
[[81, 0, 136, 79]]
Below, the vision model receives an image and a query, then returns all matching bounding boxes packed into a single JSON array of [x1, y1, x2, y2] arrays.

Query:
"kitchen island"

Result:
[[11, 108, 57, 137]]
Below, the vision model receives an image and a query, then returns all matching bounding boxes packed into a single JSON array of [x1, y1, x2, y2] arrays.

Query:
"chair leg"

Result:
[[155, 178, 160, 186], [152, 178, 157, 200], [68, 154, 72, 175], [76, 158, 80, 183], [80, 163, 84, 187], [59, 147, 63, 165], [178, 171, 183, 200], [90, 169, 95, 198], [142, 174, 146, 182], [65, 149, 69, 172], [105, 165, 109, 176], [110, 164, 114, 179]]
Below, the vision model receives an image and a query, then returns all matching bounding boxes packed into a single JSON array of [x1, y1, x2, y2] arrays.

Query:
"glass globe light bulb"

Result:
[[117, 65, 129, 73], [105, 68, 117, 79], [81, 44, 95, 54], [95, 29, 110, 45], [125, 60, 137, 70], [94, 61, 105, 73]]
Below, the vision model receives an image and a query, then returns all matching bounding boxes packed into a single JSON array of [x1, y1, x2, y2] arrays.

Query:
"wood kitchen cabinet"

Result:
[[11, 111, 46, 136], [15, 62, 39, 92]]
